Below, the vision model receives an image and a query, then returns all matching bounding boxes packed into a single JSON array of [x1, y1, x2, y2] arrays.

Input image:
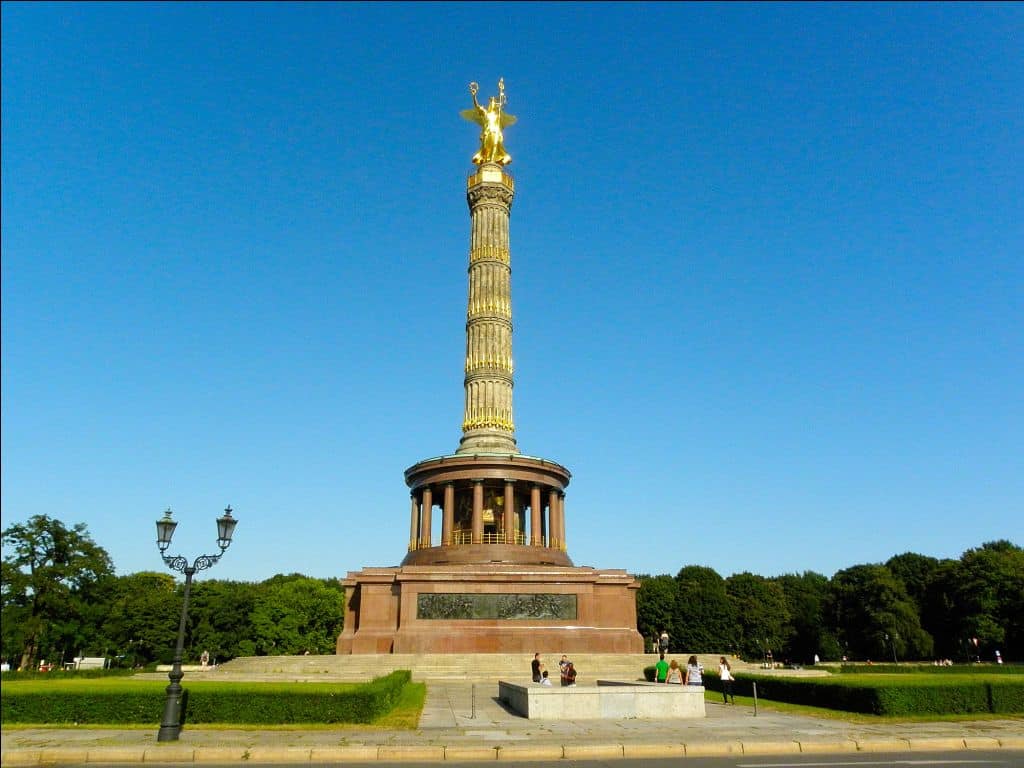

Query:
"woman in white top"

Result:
[[684, 655, 703, 686], [719, 656, 735, 704], [665, 659, 683, 684]]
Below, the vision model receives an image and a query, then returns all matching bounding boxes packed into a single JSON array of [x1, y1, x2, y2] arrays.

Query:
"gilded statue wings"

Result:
[[460, 108, 518, 128]]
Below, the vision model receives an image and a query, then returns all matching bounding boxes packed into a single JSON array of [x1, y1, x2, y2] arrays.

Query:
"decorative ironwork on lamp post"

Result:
[[155, 506, 237, 742]]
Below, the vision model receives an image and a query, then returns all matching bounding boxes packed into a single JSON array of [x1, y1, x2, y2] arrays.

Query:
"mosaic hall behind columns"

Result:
[[337, 97, 643, 654]]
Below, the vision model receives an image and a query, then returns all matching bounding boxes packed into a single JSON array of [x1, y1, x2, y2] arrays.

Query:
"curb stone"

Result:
[[740, 740, 801, 755], [621, 743, 685, 759], [964, 736, 1002, 750], [797, 740, 858, 753], [193, 747, 248, 763], [907, 737, 966, 751], [562, 744, 623, 760], [244, 747, 312, 763], [40, 748, 89, 764], [86, 747, 147, 762], [857, 738, 911, 752], [0, 751, 40, 766], [685, 740, 743, 756], [999, 737, 1024, 749], [309, 746, 379, 762], [443, 746, 499, 761], [143, 746, 196, 763], [377, 745, 445, 762], [494, 744, 563, 761]]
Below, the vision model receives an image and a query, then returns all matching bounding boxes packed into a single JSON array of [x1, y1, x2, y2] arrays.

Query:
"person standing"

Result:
[[718, 656, 735, 703], [659, 629, 670, 655], [564, 662, 577, 686], [531, 653, 542, 683], [685, 655, 703, 686], [654, 652, 669, 683], [558, 654, 570, 686], [200, 650, 210, 669]]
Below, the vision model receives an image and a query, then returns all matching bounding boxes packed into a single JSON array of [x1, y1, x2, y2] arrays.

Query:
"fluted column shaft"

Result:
[[458, 165, 517, 454]]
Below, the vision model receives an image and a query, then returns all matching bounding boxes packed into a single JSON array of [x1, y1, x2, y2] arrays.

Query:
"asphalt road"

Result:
[[75, 751, 1024, 768]]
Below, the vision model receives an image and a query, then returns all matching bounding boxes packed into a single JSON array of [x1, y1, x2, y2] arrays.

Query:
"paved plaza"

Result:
[[2, 683, 1022, 763]]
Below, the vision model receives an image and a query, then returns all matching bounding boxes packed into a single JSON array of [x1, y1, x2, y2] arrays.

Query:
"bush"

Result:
[[0, 671, 412, 725], [702, 673, 1024, 715], [835, 664, 1024, 675], [0, 668, 134, 680], [643, 665, 656, 682]]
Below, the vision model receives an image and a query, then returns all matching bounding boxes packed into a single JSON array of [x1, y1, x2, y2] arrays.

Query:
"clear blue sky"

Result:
[[3, 3, 1022, 583]]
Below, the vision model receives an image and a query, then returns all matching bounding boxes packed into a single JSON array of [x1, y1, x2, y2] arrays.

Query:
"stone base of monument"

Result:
[[337, 563, 643, 654], [498, 680, 707, 720]]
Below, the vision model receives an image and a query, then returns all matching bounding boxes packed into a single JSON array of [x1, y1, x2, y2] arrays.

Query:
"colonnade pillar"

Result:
[[548, 489, 559, 550], [530, 485, 542, 546], [408, 493, 418, 551], [558, 493, 566, 551], [503, 480, 515, 544], [472, 480, 484, 544], [442, 483, 454, 546], [420, 486, 433, 548]]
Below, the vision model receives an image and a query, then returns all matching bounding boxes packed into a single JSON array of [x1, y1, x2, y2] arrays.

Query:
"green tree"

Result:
[[636, 574, 676, 651], [829, 564, 933, 661], [188, 579, 259, 662], [250, 575, 344, 655], [726, 573, 790, 660], [774, 571, 840, 662], [885, 552, 941, 608], [674, 566, 734, 654], [102, 571, 181, 666], [1, 516, 114, 669], [947, 541, 1024, 660]]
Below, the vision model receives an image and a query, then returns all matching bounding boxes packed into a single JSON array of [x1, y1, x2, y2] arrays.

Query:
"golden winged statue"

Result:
[[460, 78, 517, 166]]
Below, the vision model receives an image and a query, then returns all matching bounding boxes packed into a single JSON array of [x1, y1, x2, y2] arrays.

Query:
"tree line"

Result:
[[3, 515, 1021, 669], [636, 541, 1023, 664], [1, 516, 344, 670]]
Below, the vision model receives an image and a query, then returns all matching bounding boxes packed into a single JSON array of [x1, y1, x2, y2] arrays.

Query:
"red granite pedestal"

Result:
[[336, 562, 643, 654]]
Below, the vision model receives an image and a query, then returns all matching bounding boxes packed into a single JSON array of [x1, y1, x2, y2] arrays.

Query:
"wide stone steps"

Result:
[[207, 653, 757, 682]]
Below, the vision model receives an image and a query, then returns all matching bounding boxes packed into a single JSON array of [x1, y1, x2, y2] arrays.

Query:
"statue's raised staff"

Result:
[[461, 78, 516, 166]]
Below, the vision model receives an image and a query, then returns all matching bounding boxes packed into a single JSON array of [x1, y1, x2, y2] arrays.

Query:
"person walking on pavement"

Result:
[[719, 656, 735, 703]]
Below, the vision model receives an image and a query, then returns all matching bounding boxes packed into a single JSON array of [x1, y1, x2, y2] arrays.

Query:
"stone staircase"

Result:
[[205, 653, 760, 683]]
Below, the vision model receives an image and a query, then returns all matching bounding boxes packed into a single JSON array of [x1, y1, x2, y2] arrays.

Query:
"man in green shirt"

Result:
[[654, 653, 669, 683]]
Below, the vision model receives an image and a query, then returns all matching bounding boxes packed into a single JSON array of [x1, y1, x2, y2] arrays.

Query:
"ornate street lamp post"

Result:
[[155, 506, 238, 742]]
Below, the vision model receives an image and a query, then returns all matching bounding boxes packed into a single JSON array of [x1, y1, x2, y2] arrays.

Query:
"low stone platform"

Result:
[[498, 679, 706, 720]]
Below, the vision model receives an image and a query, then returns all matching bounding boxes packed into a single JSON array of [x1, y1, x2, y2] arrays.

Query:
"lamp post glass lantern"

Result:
[[155, 506, 237, 742]]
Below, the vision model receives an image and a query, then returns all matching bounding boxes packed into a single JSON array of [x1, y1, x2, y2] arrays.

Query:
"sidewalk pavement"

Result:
[[2, 683, 1022, 763]]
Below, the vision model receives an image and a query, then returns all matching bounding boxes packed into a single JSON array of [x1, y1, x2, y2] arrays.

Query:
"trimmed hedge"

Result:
[[702, 673, 1024, 715], [1, 668, 135, 680], [1, 670, 411, 725], [834, 664, 1023, 675]]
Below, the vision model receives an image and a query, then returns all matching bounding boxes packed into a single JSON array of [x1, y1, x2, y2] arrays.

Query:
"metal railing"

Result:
[[450, 529, 527, 545]]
